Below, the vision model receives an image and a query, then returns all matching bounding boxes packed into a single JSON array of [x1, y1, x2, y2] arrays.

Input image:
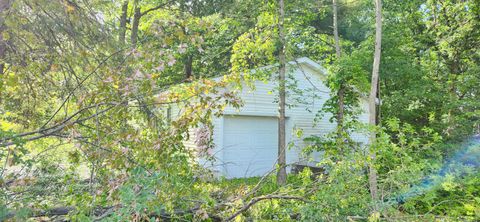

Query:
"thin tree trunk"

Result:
[[0, 0, 11, 105], [184, 54, 193, 80], [119, 0, 128, 43], [332, 0, 345, 146], [377, 81, 381, 125], [277, 0, 287, 185], [337, 87, 345, 142], [333, 0, 341, 58], [0, 0, 11, 73], [368, 0, 382, 211], [131, 3, 141, 47]]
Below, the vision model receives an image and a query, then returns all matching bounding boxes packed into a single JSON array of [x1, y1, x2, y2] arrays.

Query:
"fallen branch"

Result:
[[4, 194, 307, 221], [3, 207, 75, 220], [0, 96, 189, 147], [224, 195, 310, 221], [3, 205, 209, 221]]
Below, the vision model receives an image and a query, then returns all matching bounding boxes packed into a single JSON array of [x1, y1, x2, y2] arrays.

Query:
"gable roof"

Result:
[[161, 57, 331, 97], [162, 57, 372, 100], [294, 57, 368, 99], [293, 57, 328, 76], [209, 57, 328, 83]]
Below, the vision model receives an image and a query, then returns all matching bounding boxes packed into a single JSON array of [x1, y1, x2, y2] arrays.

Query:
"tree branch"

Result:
[[140, 0, 176, 17], [224, 195, 309, 221]]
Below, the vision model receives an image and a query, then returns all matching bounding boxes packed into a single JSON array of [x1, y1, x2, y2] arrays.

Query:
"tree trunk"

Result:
[[368, 0, 382, 211], [0, 0, 11, 73], [184, 54, 193, 80], [333, 0, 341, 58], [131, 4, 141, 47], [119, 0, 128, 43], [276, 0, 287, 185], [332, 0, 345, 146], [336, 87, 345, 142], [0, 0, 11, 105]]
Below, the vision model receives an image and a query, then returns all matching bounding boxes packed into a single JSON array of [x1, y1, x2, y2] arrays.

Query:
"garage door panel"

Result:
[[224, 148, 272, 158], [226, 151, 272, 158], [223, 142, 275, 151], [225, 163, 275, 177], [223, 116, 278, 178]]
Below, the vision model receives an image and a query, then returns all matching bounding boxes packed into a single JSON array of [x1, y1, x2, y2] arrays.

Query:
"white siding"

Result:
[[159, 103, 200, 156], [350, 99, 370, 144], [165, 58, 370, 177], [213, 61, 333, 169]]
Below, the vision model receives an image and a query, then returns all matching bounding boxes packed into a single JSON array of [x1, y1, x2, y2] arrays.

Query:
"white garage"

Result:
[[222, 115, 279, 178], [168, 57, 370, 178]]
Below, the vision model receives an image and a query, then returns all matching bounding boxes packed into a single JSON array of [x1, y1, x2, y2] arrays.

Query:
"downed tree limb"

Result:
[[3, 206, 121, 220], [223, 195, 310, 221], [92, 205, 203, 221], [3, 206, 76, 220], [2, 204, 220, 221], [3, 194, 307, 221], [0, 96, 189, 147]]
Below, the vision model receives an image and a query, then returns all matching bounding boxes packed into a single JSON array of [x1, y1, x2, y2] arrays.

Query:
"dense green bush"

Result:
[[401, 170, 480, 220]]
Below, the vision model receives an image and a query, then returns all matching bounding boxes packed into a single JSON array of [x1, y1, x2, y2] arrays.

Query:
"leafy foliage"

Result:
[[0, 0, 479, 221]]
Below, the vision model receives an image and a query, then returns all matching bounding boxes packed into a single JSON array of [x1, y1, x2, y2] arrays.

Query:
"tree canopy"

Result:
[[0, 0, 479, 221]]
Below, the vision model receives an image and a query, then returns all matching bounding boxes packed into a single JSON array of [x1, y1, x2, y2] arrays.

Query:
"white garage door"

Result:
[[222, 116, 278, 178]]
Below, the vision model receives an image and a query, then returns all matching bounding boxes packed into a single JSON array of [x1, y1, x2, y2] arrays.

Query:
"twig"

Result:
[[140, 0, 176, 16]]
